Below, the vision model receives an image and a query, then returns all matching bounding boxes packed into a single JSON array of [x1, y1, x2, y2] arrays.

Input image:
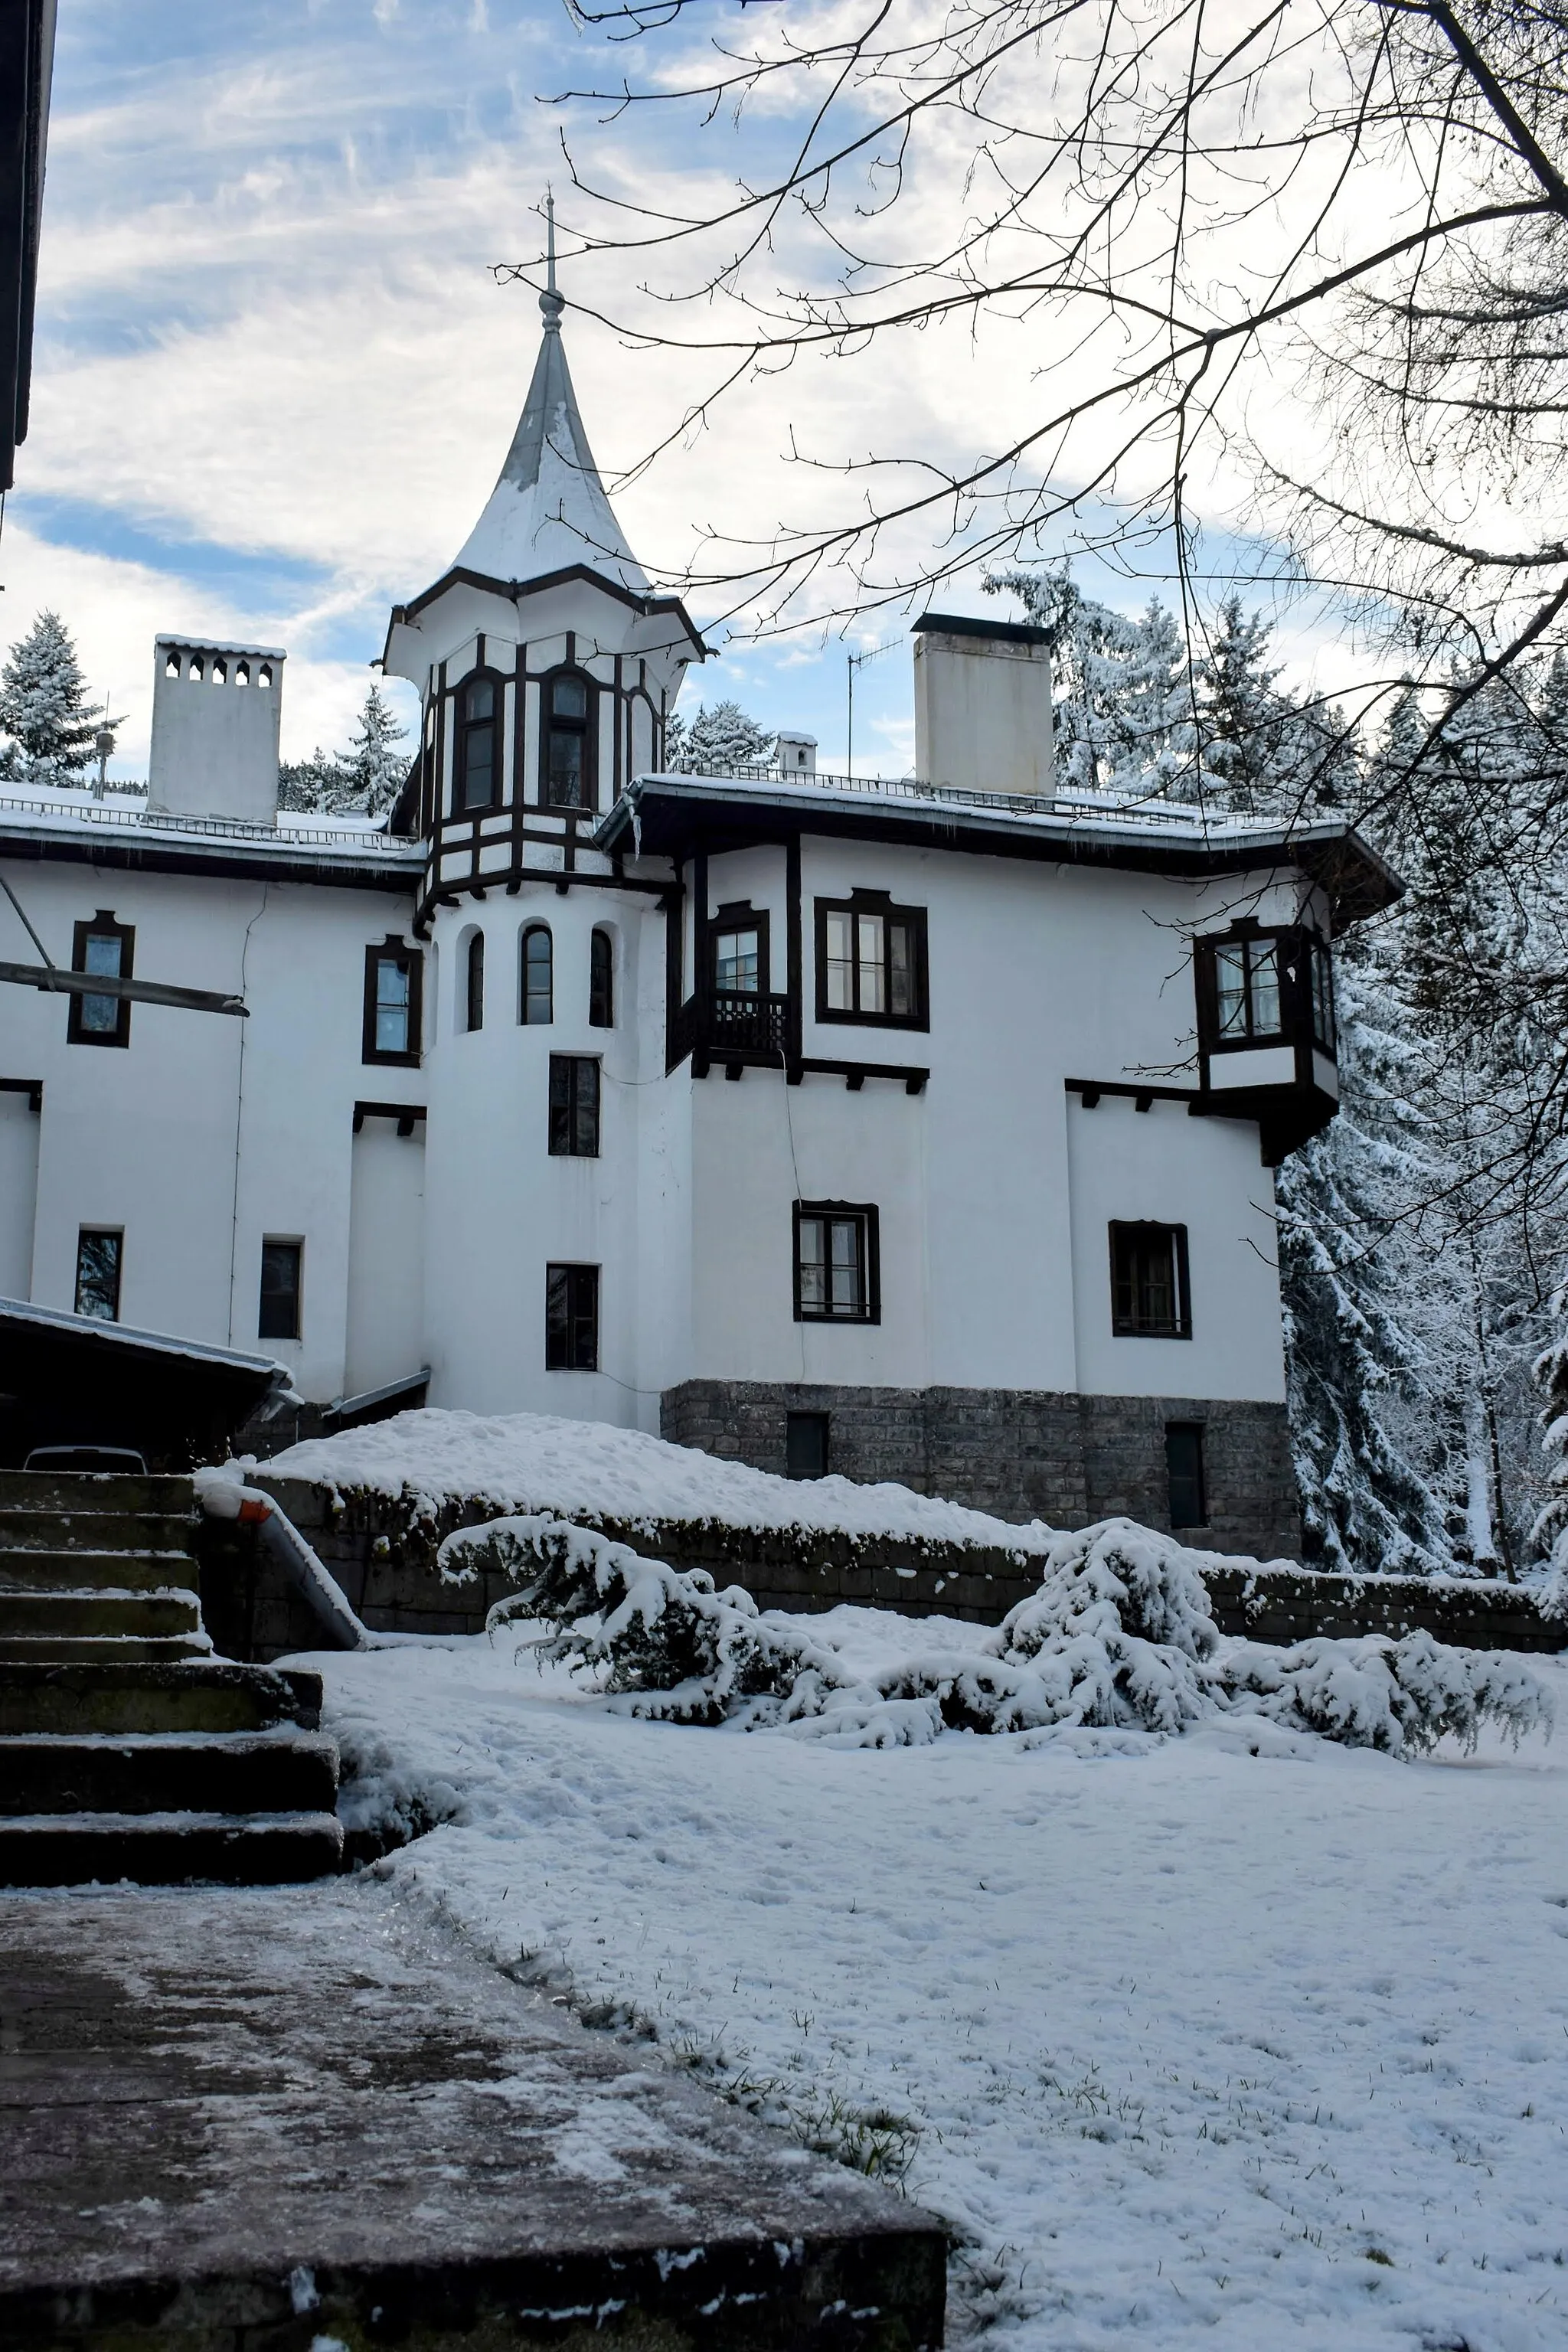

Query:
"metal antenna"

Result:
[[540, 191, 564, 328]]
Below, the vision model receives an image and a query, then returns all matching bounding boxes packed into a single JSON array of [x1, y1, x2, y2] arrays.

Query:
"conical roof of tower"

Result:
[[452, 281, 649, 597]]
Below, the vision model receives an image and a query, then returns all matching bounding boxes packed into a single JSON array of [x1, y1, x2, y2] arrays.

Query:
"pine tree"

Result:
[[985, 567, 1192, 795], [668, 698, 775, 769], [277, 748, 353, 814], [277, 684, 410, 816], [0, 611, 100, 788]]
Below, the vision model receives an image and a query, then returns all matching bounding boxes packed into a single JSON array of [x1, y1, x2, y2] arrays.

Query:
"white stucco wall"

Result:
[[0, 1091, 39, 1299]]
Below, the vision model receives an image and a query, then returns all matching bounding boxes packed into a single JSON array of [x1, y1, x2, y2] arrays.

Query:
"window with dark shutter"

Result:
[[546, 1263, 599, 1369], [548, 1055, 600, 1156]]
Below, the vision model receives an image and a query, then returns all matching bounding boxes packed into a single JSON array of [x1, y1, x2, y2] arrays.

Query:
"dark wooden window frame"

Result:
[[454, 666, 505, 815], [362, 937, 423, 1068], [539, 665, 597, 812], [546, 1261, 599, 1370], [465, 930, 485, 1033], [520, 923, 554, 1025], [1109, 1220, 1192, 1340], [67, 912, 135, 1048], [813, 890, 928, 1031], [258, 1237, 304, 1343], [792, 1200, 881, 1325], [74, 1227, 123, 1321], [1195, 923, 1334, 1057], [589, 926, 615, 1029], [548, 1054, 601, 1158], [709, 901, 771, 997]]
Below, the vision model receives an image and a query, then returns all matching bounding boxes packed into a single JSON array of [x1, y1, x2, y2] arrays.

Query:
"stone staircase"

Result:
[[0, 1470, 342, 1886]]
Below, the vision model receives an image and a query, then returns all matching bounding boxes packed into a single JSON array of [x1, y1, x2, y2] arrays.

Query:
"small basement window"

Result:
[[786, 1410, 831, 1478], [1109, 1221, 1191, 1339], [1165, 1423, 1208, 1528], [68, 913, 134, 1048], [546, 1263, 599, 1370], [794, 1202, 880, 1324], [259, 1240, 303, 1341], [549, 1054, 600, 1156], [75, 1229, 122, 1322], [364, 940, 422, 1066]]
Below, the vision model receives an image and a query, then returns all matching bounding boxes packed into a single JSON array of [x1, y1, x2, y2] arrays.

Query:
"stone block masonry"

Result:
[[660, 1382, 1303, 1563]]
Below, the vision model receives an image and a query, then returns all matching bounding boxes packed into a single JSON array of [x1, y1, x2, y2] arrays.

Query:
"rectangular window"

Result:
[[74, 1229, 122, 1322], [67, 914, 134, 1047], [714, 926, 761, 994], [794, 1202, 880, 1324], [1309, 938, 1335, 1051], [258, 1240, 303, 1341], [548, 1054, 600, 1156], [1109, 1221, 1191, 1338], [1165, 1423, 1207, 1527], [546, 1263, 599, 1370], [1208, 935, 1283, 1044], [786, 1410, 831, 1478], [815, 896, 926, 1027], [364, 940, 423, 1066]]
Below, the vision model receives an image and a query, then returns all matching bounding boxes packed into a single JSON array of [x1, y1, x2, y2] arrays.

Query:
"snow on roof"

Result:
[[0, 789, 423, 864], [262, 1406, 1052, 1555], [0, 1293, 286, 1377], [451, 293, 649, 598]]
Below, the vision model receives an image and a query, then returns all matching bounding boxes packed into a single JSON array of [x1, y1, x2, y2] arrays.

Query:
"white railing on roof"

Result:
[[658, 759, 1241, 835], [0, 794, 416, 854]]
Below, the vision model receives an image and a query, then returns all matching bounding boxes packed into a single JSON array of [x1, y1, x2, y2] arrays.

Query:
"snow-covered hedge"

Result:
[[443, 1513, 1554, 1756]]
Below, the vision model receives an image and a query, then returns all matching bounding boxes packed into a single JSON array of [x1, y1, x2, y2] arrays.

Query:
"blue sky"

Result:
[[5, 1, 1343, 780]]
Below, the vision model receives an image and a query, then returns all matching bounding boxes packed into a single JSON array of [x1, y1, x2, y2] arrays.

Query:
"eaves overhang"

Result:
[[0, 809, 424, 896], [381, 563, 708, 667], [596, 775, 1405, 926]]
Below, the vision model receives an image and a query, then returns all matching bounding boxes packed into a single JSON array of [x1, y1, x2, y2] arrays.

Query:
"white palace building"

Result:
[[0, 274, 1399, 1553]]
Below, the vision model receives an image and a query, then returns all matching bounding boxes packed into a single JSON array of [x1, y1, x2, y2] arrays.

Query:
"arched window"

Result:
[[589, 927, 614, 1028], [466, 931, 485, 1032], [543, 671, 592, 808], [521, 925, 553, 1024], [457, 671, 501, 812]]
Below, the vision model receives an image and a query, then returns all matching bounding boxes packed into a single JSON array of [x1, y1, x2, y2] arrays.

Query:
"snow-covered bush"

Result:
[[445, 1510, 1554, 1756]]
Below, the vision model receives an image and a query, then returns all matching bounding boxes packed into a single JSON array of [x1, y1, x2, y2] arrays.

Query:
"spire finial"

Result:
[[541, 191, 564, 330]]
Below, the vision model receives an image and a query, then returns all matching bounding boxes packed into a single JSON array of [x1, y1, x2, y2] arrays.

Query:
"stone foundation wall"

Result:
[[659, 1382, 1302, 1561]]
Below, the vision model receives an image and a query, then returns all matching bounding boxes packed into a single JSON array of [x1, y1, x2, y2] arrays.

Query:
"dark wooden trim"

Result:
[[67, 911, 135, 1048], [665, 873, 685, 1073], [386, 560, 706, 658], [1108, 1219, 1192, 1341], [353, 1099, 427, 1136], [0, 1075, 41, 1112], [361, 936, 423, 1068], [812, 889, 929, 1032], [786, 835, 803, 1067], [1067, 1077, 1197, 1106], [792, 1199, 881, 1326]]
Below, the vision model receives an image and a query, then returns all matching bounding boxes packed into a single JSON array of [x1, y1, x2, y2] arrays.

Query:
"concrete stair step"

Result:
[[0, 1731, 340, 1818], [0, 1509, 198, 1553], [0, 1810, 345, 1886], [0, 1589, 204, 1639], [0, 1471, 194, 1514], [0, 1660, 323, 1736], [0, 1550, 194, 1594], [0, 1635, 213, 1665]]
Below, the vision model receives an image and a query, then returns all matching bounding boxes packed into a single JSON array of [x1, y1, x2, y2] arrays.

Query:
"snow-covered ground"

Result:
[[304, 1614, 1568, 2351]]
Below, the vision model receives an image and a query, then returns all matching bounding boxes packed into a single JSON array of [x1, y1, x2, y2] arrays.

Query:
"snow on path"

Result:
[[310, 1628, 1568, 2350]]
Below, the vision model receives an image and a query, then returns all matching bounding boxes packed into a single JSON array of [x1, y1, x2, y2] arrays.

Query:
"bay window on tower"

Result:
[[543, 671, 592, 808], [456, 671, 501, 812]]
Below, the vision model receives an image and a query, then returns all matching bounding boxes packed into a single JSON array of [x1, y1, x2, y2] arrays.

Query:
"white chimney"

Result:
[[913, 614, 1056, 798], [147, 637, 285, 827], [776, 730, 817, 778]]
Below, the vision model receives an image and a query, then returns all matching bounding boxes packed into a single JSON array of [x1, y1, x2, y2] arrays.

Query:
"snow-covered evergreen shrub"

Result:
[[447, 1508, 1553, 1755], [278, 684, 410, 815], [0, 610, 103, 787], [667, 698, 775, 771]]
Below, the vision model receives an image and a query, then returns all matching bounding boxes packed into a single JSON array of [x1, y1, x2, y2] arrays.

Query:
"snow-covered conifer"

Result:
[[341, 683, 410, 815], [0, 610, 101, 788], [668, 698, 775, 770]]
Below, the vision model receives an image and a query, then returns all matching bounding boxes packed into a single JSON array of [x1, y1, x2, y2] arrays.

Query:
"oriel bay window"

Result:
[[543, 671, 592, 808], [794, 1202, 880, 1324], [548, 1054, 600, 1156], [68, 913, 134, 1047], [456, 671, 501, 812], [363, 939, 423, 1066], [1197, 925, 1336, 1055], [1109, 1220, 1191, 1339], [815, 893, 926, 1027], [1213, 935, 1282, 1040]]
